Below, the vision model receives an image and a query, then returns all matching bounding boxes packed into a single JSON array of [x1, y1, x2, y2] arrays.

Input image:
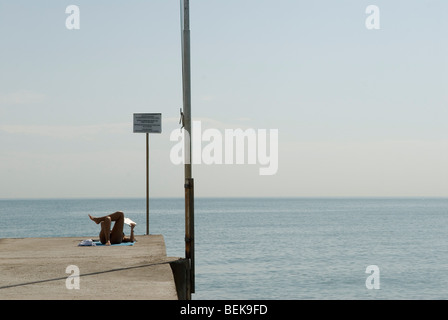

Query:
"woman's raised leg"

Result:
[[90, 211, 125, 245]]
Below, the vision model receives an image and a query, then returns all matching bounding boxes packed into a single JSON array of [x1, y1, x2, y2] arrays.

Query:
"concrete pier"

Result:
[[0, 235, 185, 300]]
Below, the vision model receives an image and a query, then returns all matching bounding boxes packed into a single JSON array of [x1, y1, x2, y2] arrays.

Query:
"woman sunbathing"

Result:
[[88, 211, 135, 246]]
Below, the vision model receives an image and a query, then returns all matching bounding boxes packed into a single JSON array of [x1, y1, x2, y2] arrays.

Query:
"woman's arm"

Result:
[[122, 223, 136, 242]]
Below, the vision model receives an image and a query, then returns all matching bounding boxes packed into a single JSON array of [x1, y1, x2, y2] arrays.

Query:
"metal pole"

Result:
[[146, 133, 149, 236], [189, 178, 195, 293], [181, 0, 194, 297], [182, 0, 192, 179]]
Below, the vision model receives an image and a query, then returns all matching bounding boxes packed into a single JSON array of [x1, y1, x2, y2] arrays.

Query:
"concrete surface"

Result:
[[0, 235, 181, 300]]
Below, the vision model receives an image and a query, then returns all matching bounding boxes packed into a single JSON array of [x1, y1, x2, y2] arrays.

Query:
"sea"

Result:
[[1, 197, 448, 300]]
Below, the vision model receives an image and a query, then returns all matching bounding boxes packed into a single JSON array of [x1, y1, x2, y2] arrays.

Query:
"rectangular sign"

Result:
[[133, 113, 162, 133]]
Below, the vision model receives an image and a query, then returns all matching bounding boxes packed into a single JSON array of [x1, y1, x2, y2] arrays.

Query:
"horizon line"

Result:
[[1, 195, 448, 201]]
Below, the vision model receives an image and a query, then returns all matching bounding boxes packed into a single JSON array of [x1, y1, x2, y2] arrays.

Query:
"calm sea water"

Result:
[[1, 197, 448, 300]]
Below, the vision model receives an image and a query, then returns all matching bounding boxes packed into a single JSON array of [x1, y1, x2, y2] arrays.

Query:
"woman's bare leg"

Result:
[[90, 211, 125, 245], [110, 212, 125, 244], [99, 217, 111, 246], [89, 211, 124, 224]]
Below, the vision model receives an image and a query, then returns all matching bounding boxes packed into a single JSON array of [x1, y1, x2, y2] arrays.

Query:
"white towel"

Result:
[[78, 239, 96, 246]]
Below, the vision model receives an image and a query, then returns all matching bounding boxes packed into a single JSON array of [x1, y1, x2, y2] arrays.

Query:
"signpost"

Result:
[[133, 113, 162, 235], [133, 113, 162, 134]]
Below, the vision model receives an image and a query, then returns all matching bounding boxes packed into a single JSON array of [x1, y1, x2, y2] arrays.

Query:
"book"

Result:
[[124, 217, 136, 226]]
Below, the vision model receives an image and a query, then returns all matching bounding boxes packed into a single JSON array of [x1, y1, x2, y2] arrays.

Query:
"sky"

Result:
[[0, 0, 447, 199]]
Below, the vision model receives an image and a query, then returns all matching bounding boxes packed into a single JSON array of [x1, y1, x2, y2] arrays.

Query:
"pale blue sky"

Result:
[[1, 1, 447, 198]]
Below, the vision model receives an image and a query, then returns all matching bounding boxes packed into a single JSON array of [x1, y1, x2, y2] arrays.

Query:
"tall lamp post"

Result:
[[180, 0, 195, 299]]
